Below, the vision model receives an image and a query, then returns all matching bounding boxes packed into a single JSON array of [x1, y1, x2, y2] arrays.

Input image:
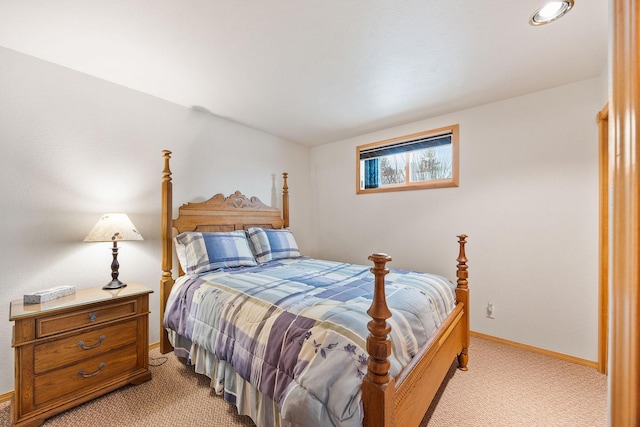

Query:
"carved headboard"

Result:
[[173, 190, 286, 234]]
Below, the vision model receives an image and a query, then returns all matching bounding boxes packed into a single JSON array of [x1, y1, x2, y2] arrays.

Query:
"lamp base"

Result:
[[103, 279, 127, 290]]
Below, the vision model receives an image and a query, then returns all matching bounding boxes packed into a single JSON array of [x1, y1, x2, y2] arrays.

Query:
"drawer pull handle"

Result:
[[77, 335, 106, 350], [88, 312, 97, 322], [78, 362, 106, 378]]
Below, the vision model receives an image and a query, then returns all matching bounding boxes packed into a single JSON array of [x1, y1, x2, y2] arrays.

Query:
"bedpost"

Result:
[[282, 172, 289, 228], [363, 253, 395, 427], [455, 234, 470, 370], [160, 150, 175, 354]]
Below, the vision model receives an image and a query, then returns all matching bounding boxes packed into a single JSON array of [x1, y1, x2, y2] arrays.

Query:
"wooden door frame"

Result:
[[596, 104, 608, 375], [610, 0, 640, 423]]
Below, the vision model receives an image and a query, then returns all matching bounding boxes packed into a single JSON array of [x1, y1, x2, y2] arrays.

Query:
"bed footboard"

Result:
[[363, 235, 469, 427]]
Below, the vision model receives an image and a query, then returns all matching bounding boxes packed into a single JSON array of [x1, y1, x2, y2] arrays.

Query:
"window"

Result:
[[356, 124, 459, 194]]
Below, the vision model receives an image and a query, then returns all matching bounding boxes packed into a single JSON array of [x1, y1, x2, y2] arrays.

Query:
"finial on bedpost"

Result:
[[455, 234, 469, 371], [366, 253, 393, 385], [162, 150, 172, 181], [456, 234, 468, 289], [282, 172, 289, 228]]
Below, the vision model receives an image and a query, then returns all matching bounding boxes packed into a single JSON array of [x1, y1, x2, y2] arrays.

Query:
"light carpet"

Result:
[[0, 337, 607, 426]]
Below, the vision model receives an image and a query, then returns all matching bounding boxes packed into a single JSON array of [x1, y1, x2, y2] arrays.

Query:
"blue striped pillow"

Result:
[[247, 227, 301, 263], [174, 231, 257, 274]]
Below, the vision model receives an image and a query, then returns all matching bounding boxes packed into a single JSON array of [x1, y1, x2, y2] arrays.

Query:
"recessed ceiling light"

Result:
[[530, 0, 574, 26]]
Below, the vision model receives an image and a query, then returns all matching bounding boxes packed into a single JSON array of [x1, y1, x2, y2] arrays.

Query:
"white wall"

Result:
[[0, 46, 312, 395], [310, 77, 603, 362]]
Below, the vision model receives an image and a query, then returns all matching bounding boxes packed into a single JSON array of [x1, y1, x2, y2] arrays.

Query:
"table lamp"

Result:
[[84, 213, 144, 289]]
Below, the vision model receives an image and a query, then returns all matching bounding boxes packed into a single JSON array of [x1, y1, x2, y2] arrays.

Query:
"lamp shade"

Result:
[[84, 213, 144, 242]]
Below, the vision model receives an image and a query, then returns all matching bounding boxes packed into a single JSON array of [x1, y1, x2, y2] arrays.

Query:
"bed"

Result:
[[159, 150, 470, 427]]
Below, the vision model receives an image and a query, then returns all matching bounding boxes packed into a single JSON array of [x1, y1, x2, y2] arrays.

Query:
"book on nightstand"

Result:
[[23, 285, 76, 304]]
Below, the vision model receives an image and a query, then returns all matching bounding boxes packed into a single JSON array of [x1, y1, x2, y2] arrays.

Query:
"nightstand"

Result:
[[9, 283, 153, 427]]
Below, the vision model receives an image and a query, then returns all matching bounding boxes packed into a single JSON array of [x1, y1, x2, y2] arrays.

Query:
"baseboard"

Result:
[[470, 331, 598, 369], [0, 390, 12, 404]]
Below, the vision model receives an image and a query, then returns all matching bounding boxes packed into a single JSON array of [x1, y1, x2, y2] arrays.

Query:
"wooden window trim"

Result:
[[356, 124, 459, 194]]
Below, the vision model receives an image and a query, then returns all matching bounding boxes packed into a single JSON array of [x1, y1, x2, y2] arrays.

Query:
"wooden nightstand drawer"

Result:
[[36, 299, 138, 338], [34, 319, 138, 374], [33, 343, 139, 407]]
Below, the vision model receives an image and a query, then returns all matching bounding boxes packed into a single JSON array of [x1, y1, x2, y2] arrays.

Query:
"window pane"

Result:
[[410, 145, 452, 182], [380, 154, 406, 185]]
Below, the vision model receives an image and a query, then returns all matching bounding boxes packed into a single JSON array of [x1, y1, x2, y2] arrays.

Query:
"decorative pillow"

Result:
[[247, 227, 302, 263], [174, 231, 257, 274], [246, 228, 272, 263]]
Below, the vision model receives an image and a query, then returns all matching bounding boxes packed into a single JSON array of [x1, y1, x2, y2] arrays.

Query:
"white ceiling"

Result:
[[0, 1, 608, 146]]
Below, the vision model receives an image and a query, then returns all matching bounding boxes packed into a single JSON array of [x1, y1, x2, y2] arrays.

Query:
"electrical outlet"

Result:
[[486, 302, 494, 319]]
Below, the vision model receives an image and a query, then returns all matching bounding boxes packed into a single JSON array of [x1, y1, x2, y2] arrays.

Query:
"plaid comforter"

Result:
[[163, 257, 456, 427]]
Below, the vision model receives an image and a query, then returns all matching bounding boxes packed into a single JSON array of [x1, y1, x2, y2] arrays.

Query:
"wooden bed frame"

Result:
[[159, 150, 470, 427]]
